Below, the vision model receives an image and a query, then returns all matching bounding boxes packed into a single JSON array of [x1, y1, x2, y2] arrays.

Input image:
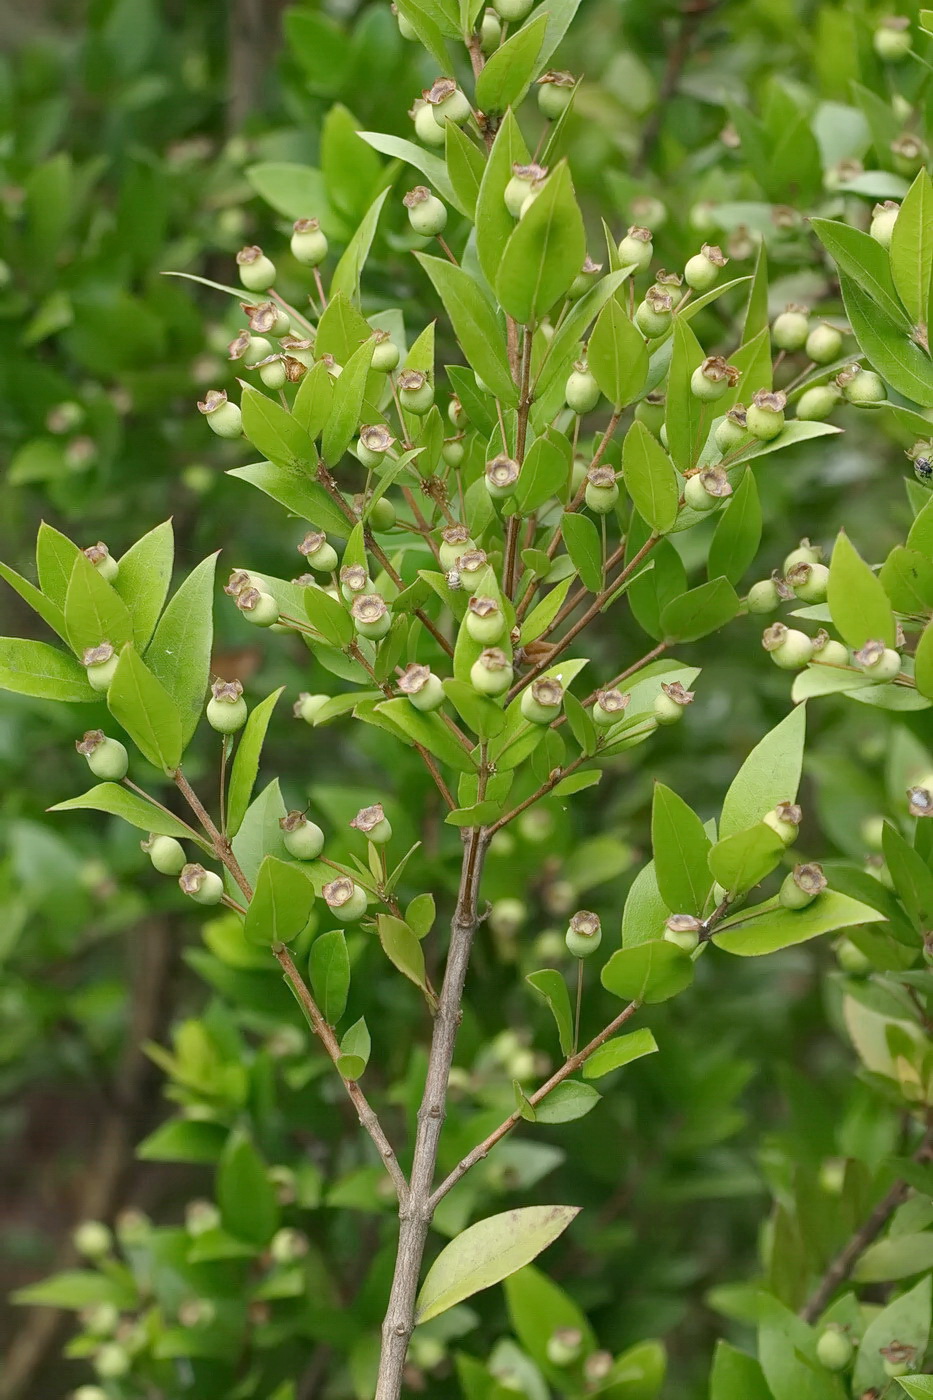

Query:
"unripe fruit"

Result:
[[874, 17, 911, 60], [141, 834, 186, 876], [323, 875, 368, 922], [747, 579, 782, 614], [198, 388, 242, 438], [237, 245, 276, 292], [83, 541, 118, 582], [404, 185, 448, 236], [395, 5, 417, 39], [237, 587, 279, 627], [480, 9, 502, 51], [691, 355, 738, 402], [854, 639, 901, 681], [565, 909, 602, 958], [783, 539, 822, 573], [94, 1343, 131, 1380], [280, 810, 325, 860], [816, 1325, 853, 1372], [585, 466, 619, 513], [459, 550, 495, 596], [762, 802, 802, 846], [762, 622, 813, 669], [351, 593, 392, 640], [466, 596, 506, 644], [489, 897, 527, 936], [356, 423, 395, 469], [634, 288, 673, 338], [291, 217, 328, 266], [398, 663, 445, 711], [271, 1227, 309, 1265], [293, 692, 329, 724], [881, 1343, 916, 1379], [785, 561, 829, 604], [73, 1220, 113, 1258], [423, 77, 472, 128], [546, 1328, 584, 1367], [471, 647, 513, 696], [635, 393, 666, 436], [796, 384, 840, 421], [664, 914, 702, 952], [298, 529, 340, 574], [438, 524, 475, 570], [565, 364, 600, 415], [569, 256, 603, 300], [805, 323, 843, 364], [683, 243, 727, 291], [654, 680, 694, 724], [521, 676, 564, 725], [179, 863, 225, 905], [685, 466, 732, 513], [74, 1387, 109, 1400], [82, 643, 119, 693], [837, 363, 886, 405], [618, 225, 653, 270], [779, 863, 827, 910], [811, 630, 849, 667], [592, 688, 630, 727], [504, 163, 547, 218], [485, 454, 521, 500], [537, 70, 575, 120], [369, 497, 397, 531], [206, 678, 248, 733], [229, 331, 274, 368], [715, 406, 748, 453], [772, 304, 810, 352], [746, 390, 786, 441], [371, 332, 400, 372], [493, 0, 534, 18], [185, 1199, 221, 1235], [835, 937, 872, 975], [413, 101, 446, 147], [870, 198, 900, 248], [259, 357, 287, 390], [350, 802, 392, 844], [76, 729, 129, 781], [397, 370, 435, 415]]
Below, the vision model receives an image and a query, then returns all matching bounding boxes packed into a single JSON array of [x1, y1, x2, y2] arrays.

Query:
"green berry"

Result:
[[179, 864, 225, 905], [762, 802, 801, 846], [198, 388, 242, 438], [881, 1344, 916, 1379], [746, 578, 782, 614], [654, 681, 694, 724], [206, 679, 248, 733], [805, 323, 843, 364], [259, 357, 287, 390], [82, 644, 119, 693], [371, 332, 400, 372], [715, 407, 748, 453], [796, 385, 840, 421], [485, 454, 521, 500], [870, 199, 900, 247], [340, 565, 373, 604], [592, 688, 629, 726], [635, 394, 666, 436], [470, 647, 513, 695], [683, 243, 726, 291], [466, 596, 507, 644], [664, 915, 701, 953], [291, 218, 328, 266], [779, 863, 827, 910], [854, 639, 901, 681], [546, 1328, 583, 1367], [236, 245, 276, 292], [493, 0, 534, 18], [397, 370, 435, 415], [323, 875, 368, 922], [94, 1343, 131, 1380], [565, 365, 601, 415], [783, 538, 822, 573], [838, 364, 886, 405], [350, 802, 392, 844], [142, 835, 186, 876], [772, 305, 810, 352], [634, 290, 673, 338], [505, 164, 546, 218], [74, 1387, 110, 1400], [237, 587, 279, 627], [874, 18, 912, 61], [369, 497, 397, 531], [618, 225, 653, 270], [537, 71, 575, 120], [785, 561, 829, 603], [685, 466, 731, 513], [298, 530, 340, 574], [569, 257, 603, 300], [293, 692, 329, 724], [414, 101, 446, 147], [280, 811, 325, 860], [762, 622, 813, 669], [405, 186, 448, 236], [585, 466, 619, 513], [356, 423, 395, 469], [425, 78, 472, 128], [442, 439, 465, 468], [351, 593, 392, 640], [480, 9, 502, 51], [438, 525, 475, 570], [73, 1220, 113, 1258], [83, 541, 119, 582], [565, 909, 602, 958], [746, 390, 786, 441], [76, 729, 129, 780], [398, 664, 445, 711], [835, 937, 872, 975], [816, 1325, 853, 1372], [520, 677, 564, 725]]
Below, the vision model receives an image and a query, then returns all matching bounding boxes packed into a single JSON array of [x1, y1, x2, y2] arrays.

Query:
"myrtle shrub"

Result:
[[3, 3, 933, 1400]]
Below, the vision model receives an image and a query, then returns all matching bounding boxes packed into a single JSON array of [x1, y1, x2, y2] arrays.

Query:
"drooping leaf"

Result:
[[49, 783, 199, 843], [526, 968, 574, 1056], [0, 638, 95, 702], [582, 1029, 658, 1079]]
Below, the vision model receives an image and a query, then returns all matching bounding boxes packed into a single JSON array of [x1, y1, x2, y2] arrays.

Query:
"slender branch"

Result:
[[429, 997, 640, 1208], [275, 945, 410, 1204], [487, 752, 589, 836], [173, 768, 252, 901], [348, 644, 457, 809], [800, 1126, 933, 1322]]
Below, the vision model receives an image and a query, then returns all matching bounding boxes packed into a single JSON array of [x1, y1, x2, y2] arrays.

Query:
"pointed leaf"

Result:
[[226, 688, 284, 837], [588, 298, 648, 408], [107, 643, 183, 772], [651, 783, 712, 915], [712, 890, 885, 955], [828, 530, 896, 648], [49, 783, 198, 842], [309, 929, 350, 1024], [0, 638, 95, 702], [146, 552, 218, 748], [244, 856, 315, 946], [475, 14, 548, 113], [415, 253, 515, 404], [719, 705, 806, 839], [496, 162, 586, 325], [526, 968, 574, 1055], [601, 940, 694, 1003], [621, 420, 678, 533]]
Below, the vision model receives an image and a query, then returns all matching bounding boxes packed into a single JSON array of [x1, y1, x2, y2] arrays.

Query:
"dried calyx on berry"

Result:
[[179, 863, 224, 906], [690, 355, 739, 403], [197, 388, 242, 439], [683, 243, 727, 291], [684, 465, 732, 512], [244, 299, 290, 337], [761, 621, 813, 669], [592, 688, 630, 727], [141, 833, 186, 876], [357, 423, 395, 468], [438, 523, 475, 570], [76, 728, 128, 780], [404, 184, 448, 237], [907, 785, 933, 818], [565, 909, 602, 958], [350, 803, 393, 844], [664, 913, 703, 952], [397, 369, 435, 415], [584, 465, 620, 514], [835, 361, 886, 405], [298, 529, 339, 574], [83, 642, 119, 692], [810, 628, 849, 667], [634, 285, 674, 338], [340, 565, 371, 602], [520, 676, 564, 725], [780, 862, 827, 910], [236, 244, 276, 292], [654, 680, 695, 724], [206, 678, 248, 734], [485, 453, 521, 500], [785, 559, 829, 603], [763, 801, 802, 845], [504, 162, 548, 218], [568, 255, 603, 300], [323, 875, 368, 922], [536, 69, 576, 120], [280, 809, 325, 860], [746, 571, 792, 614], [351, 593, 392, 640], [746, 389, 786, 441], [228, 328, 273, 367], [618, 224, 653, 270], [470, 646, 513, 696], [715, 404, 748, 454], [83, 541, 119, 582], [466, 595, 506, 644], [398, 662, 445, 712], [291, 217, 328, 267], [236, 586, 279, 627], [422, 76, 472, 128], [854, 637, 901, 681]]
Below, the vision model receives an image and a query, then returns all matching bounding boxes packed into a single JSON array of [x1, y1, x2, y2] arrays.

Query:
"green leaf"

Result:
[[322, 338, 375, 465], [563, 513, 603, 592], [415, 1206, 580, 1324], [601, 940, 694, 1004], [13, 1270, 136, 1311], [840, 272, 933, 408], [651, 783, 712, 916], [358, 130, 454, 205], [245, 161, 330, 222], [377, 914, 430, 994], [621, 420, 678, 534], [243, 855, 314, 947], [533, 1080, 601, 1123], [915, 621, 933, 700], [64, 552, 133, 655], [719, 705, 806, 840], [519, 577, 573, 645], [533, 0, 583, 72], [321, 103, 383, 223], [882, 821, 933, 931], [107, 644, 183, 771], [515, 432, 570, 512], [828, 530, 896, 649], [712, 890, 885, 955], [535, 269, 634, 404], [0, 559, 67, 641], [415, 254, 516, 404], [228, 460, 351, 538], [810, 217, 911, 328], [137, 1118, 228, 1165], [114, 520, 174, 649], [504, 1266, 595, 1374], [217, 1130, 279, 1247], [710, 1339, 772, 1400], [855, 1233, 933, 1283], [226, 688, 284, 838], [898, 1380, 933, 1400], [309, 929, 350, 1024], [406, 892, 435, 938], [880, 546, 933, 614], [241, 387, 318, 468], [292, 360, 335, 441], [442, 679, 507, 739], [890, 169, 933, 323], [393, 0, 452, 66], [475, 112, 531, 292], [660, 577, 739, 643], [708, 823, 785, 895], [526, 969, 573, 1056], [331, 187, 393, 303], [665, 317, 708, 474], [49, 783, 197, 842], [146, 552, 218, 749], [582, 1028, 658, 1080], [497, 162, 586, 325], [0, 638, 95, 702], [305, 588, 352, 648], [475, 13, 548, 112], [36, 521, 81, 606], [337, 1016, 371, 1079], [708, 469, 761, 586], [445, 121, 485, 221], [375, 697, 477, 772], [852, 1275, 931, 1396], [588, 298, 649, 408]]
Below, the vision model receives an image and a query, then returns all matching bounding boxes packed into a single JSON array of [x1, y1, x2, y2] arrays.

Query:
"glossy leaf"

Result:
[[811, 217, 910, 328], [416, 254, 516, 404], [64, 552, 133, 655], [827, 530, 896, 649], [533, 1080, 600, 1123], [651, 783, 712, 916], [526, 969, 573, 1055], [889, 169, 933, 323], [475, 14, 548, 112], [601, 940, 695, 1004], [708, 469, 761, 585], [582, 1028, 658, 1079], [719, 705, 806, 840], [377, 914, 430, 994], [322, 337, 375, 465], [107, 643, 183, 772], [708, 823, 784, 895], [496, 162, 586, 326], [840, 272, 933, 407], [375, 697, 477, 772], [515, 432, 570, 513], [712, 890, 884, 955], [0, 638, 95, 702], [475, 112, 530, 291], [49, 784, 198, 842], [243, 856, 315, 947], [588, 298, 649, 408], [228, 461, 351, 538], [217, 1131, 279, 1247], [226, 688, 284, 838], [309, 929, 350, 1024], [337, 1017, 371, 1080], [563, 513, 603, 592], [660, 577, 739, 643], [241, 387, 318, 469], [621, 421, 678, 534], [113, 520, 174, 649]]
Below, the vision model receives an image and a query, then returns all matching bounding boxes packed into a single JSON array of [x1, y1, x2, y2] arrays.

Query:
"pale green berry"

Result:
[[654, 681, 694, 724], [74, 1387, 110, 1400], [259, 357, 287, 390], [746, 578, 782, 614], [352, 593, 392, 640], [94, 1343, 131, 1380], [466, 596, 507, 645], [371, 332, 400, 372], [270, 1227, 309, 1265], [762, 802, 802, 845], [684, 466, 731, 512], [874, 17, 912, 60], [236, 245, 276, 292], [493, 0, 534, 19], [591, 688, 629, 727], [715, 406, 748, 453], [73, 1220, 113, 1258], [198, 388, 242, 439], [780, 863, 827, 910], [485, 453, 521, 500], [538, 71, 575, 120], [836, 937, 872, 975], [83, 643, 119, 693], [323, 876, 368, 922], [142, 834, 186, 876], [683, 243, 726, 290], [290, 218, 328, 266], [618, 225, 653, 270], [480, 9, 502, 51], [585, 466, 619, 513], [569, 256, 603, 300], [854, 639, 901, 681], [838, 364, 886, 404], [785, 560, 829, 603], [489, 898, 528, 936], [237, 587, 279, 627], [783, 539, 822, 573], [546, 1328, 584, 1367], [442, 439, 465, 468], [438, 525, 475, 570], [340, 565, 372, 603], [185, 1199, 221, 1235], [404, 186, 448, 236], [664, 914, 702, 952], [398, 664, 445, 711], [881, 1344, 916, 1379], [635, 393, 666, 436], [520, 677, 563, 725], [806, 323, 843, 364], [870, 199, 900, 247], [280, 811, 325, 860], [772, 305, 810, 352], [350, 802, 392, 844], [83, 541, 119, 582], [76, 728, 129, 780], [293, 692, 329, 724], [397, 370, 435, 414], [746, 390, 786, 440], [179, 864, 225, 905], [565, 365, 601, 414], [565, 909, 602, 958], [206, 679, 248, 733], [298, 530, 340, 574], [505, 164, 546, 218], [634, 288, 673, 338], [414, 101, 447, 147], [762, 622, 813, 669], [369, 497, 397, 532], [470, 647, 513, 695], [796, 384, 840, 420], [423, 78, 472, 128], [816, 1325, 853, 1372], [356, 423, 395, 469]]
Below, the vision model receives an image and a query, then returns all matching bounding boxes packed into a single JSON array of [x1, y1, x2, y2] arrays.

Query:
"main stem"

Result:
[[375, 826, 489, 1400]]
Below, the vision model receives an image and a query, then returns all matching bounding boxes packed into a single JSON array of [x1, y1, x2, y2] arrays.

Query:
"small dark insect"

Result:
[[914, 455, 933, 483]]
